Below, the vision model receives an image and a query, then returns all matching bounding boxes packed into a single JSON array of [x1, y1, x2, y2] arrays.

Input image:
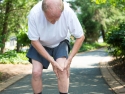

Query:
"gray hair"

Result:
[[42, 0, 64, 12]]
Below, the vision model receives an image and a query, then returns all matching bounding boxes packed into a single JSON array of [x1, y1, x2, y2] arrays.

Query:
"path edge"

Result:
[[0, 71, 31, 92], [100, 56, 125, 94]]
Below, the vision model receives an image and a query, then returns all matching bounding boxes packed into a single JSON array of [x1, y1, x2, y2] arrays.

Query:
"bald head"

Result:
[[42, 0, 64, 24], [42, 0, 64, 12]]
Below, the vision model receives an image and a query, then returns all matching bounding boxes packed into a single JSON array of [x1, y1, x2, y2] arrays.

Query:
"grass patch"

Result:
[[0, 50, 29, 64], [78, 42, 107, 52]]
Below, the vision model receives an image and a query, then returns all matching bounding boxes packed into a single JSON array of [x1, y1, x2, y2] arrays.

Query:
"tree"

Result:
[[0, 0, 12, 53], [69, 0, 101, 43], [92, 0, 125, 10], [16, 27, 30, 52], [0, 0, 37, 53], [106, 22, 125, 59], [93, 6, 125, 41], [69, 0, 125, 43]]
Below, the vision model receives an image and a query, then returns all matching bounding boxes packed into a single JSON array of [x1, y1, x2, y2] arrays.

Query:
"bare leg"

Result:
[[32, 59, 43, 94], [56, 58, 69, 93]]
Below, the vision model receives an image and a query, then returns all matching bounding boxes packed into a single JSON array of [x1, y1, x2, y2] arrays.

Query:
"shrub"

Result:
[[78, 42, 107, 52], [0, 50, 29, 64], [106, 22, 125, 59]]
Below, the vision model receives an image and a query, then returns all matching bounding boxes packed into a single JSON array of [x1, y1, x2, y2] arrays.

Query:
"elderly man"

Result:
[[26, 0, 85, 94]]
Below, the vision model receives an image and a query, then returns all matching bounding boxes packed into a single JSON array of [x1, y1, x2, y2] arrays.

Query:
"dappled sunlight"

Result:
[[112, 85, 125, 94], [12, 85, 30, 89], [68, 68, 112, 93], [71, 56, 105, 68], [0, 75, 33, 93], [101, 56, 113, 63], [0, 67, 113, 94], [70, 49, 108, 68], [0, 49, 115, 94], [113, 86, 124, 90]]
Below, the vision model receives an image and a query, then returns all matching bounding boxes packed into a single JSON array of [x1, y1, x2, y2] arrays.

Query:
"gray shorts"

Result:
[[26, 40, 70, 69]]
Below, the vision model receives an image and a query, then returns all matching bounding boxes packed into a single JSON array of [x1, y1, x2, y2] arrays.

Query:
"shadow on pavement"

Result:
[[0, 49, 115, 94], [0, 67, 114, 94], [77, 50, 108, 57]]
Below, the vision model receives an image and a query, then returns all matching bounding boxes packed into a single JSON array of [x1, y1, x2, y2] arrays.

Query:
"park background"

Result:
[[0, 0, 125, 82]]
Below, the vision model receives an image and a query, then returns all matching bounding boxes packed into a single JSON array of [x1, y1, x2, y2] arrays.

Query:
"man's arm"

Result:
[[31, 40, 63, 72], [68, 35, 85, 62], [64, 35, 85, 77]]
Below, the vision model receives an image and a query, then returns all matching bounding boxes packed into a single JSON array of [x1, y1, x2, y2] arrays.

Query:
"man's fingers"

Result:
[[55, 70, 59, 78], [67, 69, 70, 77], [53, 63, 63, 72], [53, 67, 59, 78], [57, 64, 63, 71], [64, 61, 68, 68]]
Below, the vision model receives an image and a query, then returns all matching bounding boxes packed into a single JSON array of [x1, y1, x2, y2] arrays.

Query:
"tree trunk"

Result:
[[0, 1, 12, 53], [100, 24, 105, 42], [16, 38, 21, 52]]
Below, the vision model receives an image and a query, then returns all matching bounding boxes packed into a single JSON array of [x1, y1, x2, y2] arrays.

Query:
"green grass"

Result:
[[78, 42, 108, 52], [0, 50, 29, 64]]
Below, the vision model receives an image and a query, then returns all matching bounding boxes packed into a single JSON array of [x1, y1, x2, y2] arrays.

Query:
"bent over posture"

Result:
[[26, 0, 85, 94]]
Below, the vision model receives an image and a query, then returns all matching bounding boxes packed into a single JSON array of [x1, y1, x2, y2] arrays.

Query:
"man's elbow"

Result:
[[31, 40, 39, 45], [80, 35, 85, 42]]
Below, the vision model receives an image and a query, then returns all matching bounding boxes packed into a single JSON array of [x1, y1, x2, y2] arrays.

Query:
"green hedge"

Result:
[[106, 22, 125, 59]]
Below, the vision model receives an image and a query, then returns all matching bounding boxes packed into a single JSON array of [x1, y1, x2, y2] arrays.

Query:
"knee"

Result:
[[32, 69, 42, 80], [58, 69, 67, 79]]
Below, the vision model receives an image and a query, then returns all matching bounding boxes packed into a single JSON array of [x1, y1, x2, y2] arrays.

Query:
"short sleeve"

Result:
[[27, 13, 39, 40], [67, 8, 84, 38]]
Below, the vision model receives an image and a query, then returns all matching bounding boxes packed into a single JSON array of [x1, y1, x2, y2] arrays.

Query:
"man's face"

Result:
[[44, 8, 62, 24]]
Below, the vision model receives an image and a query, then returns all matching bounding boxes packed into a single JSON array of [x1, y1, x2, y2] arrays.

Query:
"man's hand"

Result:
[[52, 62, 63, 78], [64, 59, 72, 78]]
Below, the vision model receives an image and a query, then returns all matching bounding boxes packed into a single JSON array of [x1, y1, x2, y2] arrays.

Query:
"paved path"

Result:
[[0, 48, 115, 94]]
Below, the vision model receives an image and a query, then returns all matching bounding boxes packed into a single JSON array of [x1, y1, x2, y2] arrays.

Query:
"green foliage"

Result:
[[0, 35, 5, 47], [0, 50, 29, 64], [0, 0, 37, 53], [106, 22, 125, 58], [78, 42, 107, 52], [92, 0, 125, 10], [69, 0, 125, 43], [93, 1, 125, 41], [17, 31, 30, 47], [70, 40, 107, 52], [91, 0, 106, 4], [0, 72, 3, 81], [69, 0, 101, 43]]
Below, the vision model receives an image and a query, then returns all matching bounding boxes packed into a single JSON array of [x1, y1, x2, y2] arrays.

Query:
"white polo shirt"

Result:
[[27, 1, 84, 48]]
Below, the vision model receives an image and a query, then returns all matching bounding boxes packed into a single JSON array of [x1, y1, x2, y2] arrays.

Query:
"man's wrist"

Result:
[[67, 57, 72, 63], [49, 57, 56, 66]]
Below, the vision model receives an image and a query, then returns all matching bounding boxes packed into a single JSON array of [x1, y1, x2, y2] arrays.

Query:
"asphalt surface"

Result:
[[0, 48, 115, 94]]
